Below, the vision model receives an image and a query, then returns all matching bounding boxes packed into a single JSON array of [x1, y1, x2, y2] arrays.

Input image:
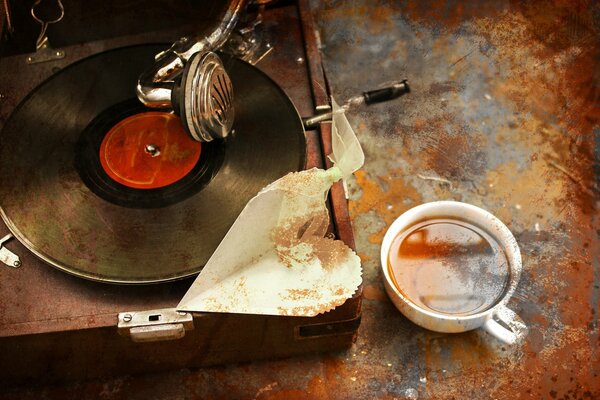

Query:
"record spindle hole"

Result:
[[145, 144, 160, 157]]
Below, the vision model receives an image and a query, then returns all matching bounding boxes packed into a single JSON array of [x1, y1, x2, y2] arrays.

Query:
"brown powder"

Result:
[[285, 288, 320, 301], [272, 211, 351, 270]]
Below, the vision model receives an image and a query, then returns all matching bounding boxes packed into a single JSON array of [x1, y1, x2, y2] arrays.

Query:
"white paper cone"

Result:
[[178, 99, 364, 316]]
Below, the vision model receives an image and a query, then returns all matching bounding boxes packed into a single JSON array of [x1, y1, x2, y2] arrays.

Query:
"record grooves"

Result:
[[0, 44, 306, 283]]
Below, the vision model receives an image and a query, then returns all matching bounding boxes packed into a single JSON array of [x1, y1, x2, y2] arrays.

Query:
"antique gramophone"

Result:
[[0, 0, 365, 385]]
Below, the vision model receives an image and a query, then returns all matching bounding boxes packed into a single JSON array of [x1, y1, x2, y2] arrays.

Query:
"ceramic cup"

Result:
[[380, 201, 526, 344]]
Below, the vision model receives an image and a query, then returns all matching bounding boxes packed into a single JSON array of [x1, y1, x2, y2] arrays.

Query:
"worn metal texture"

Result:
[[313, 0, 600, 399], [2, 0, 599, 399]]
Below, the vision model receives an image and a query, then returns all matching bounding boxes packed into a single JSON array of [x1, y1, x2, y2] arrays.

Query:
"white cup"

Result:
[[380, 201, 526, 344]]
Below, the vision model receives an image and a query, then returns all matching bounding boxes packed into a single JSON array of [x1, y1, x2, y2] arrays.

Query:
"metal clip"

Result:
[[117, 308, 194, 343], [0, 234, 21, 268]]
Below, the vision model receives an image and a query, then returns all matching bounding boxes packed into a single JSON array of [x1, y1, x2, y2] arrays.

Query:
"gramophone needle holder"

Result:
[[138, 50, 235, 143], [136, 0, 246, 142], [176, 52, 235, 143]]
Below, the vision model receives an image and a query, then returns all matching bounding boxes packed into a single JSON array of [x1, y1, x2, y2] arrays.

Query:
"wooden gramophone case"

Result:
[[0, 0, 362, 386]]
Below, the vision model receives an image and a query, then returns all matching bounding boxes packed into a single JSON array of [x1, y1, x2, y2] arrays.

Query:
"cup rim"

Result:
[[380, 200, 522, 322]]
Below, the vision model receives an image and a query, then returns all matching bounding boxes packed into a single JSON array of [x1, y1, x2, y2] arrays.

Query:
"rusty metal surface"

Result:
[[315, 1, 600, 399], [2, 0, 600, 399]]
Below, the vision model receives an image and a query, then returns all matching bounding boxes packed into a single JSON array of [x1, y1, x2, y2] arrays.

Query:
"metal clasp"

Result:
[[117, 308, 194, 343], [0, 234, 21, 268]]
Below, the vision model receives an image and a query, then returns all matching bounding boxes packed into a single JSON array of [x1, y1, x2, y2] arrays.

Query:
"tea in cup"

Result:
[[380, 201, 526, 344]]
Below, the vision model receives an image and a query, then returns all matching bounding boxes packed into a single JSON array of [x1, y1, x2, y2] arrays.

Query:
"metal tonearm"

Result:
[[136, 0, 247, 109]]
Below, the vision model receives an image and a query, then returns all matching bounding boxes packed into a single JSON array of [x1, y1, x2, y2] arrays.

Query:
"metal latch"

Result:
[[118, 308, 194, 343], [0, 234, 21, 268]]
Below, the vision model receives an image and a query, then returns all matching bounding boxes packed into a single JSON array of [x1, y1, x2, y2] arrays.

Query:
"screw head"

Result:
[[13, 260, 21, 268], [123, 313, 133, 322]]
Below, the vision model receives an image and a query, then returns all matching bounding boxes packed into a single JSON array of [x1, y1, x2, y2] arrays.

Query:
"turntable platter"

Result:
[[0, 44, 306, 283]]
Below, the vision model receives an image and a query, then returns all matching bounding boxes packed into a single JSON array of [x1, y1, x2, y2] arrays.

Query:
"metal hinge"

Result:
[[0, 234, 21, 268], [117, 308, 194, 343]]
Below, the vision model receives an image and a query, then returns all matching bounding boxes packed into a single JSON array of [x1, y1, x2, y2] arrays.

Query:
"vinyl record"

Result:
[[0, 44, 306, 283]]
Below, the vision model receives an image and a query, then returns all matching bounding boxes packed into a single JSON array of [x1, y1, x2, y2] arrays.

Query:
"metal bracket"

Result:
[[0, 234, 21, 268], [25, 37, 65, 64], [117, 308, 194, 343]]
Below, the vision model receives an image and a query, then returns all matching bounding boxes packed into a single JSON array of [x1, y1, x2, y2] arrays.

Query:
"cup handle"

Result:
[[482, 305, 527, 345]]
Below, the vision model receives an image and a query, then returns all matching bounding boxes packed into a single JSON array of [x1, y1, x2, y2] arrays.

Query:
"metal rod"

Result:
[[302, 80, 410, 130], [3, 0, 14, 34]]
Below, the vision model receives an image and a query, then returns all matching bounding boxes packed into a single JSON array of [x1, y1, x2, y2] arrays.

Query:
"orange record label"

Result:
[[99, 112, 201, 189]]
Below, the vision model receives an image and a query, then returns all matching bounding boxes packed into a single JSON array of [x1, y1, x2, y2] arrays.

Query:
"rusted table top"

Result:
[[312, 1, 599, 399], [3, 1, 599, 399]]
